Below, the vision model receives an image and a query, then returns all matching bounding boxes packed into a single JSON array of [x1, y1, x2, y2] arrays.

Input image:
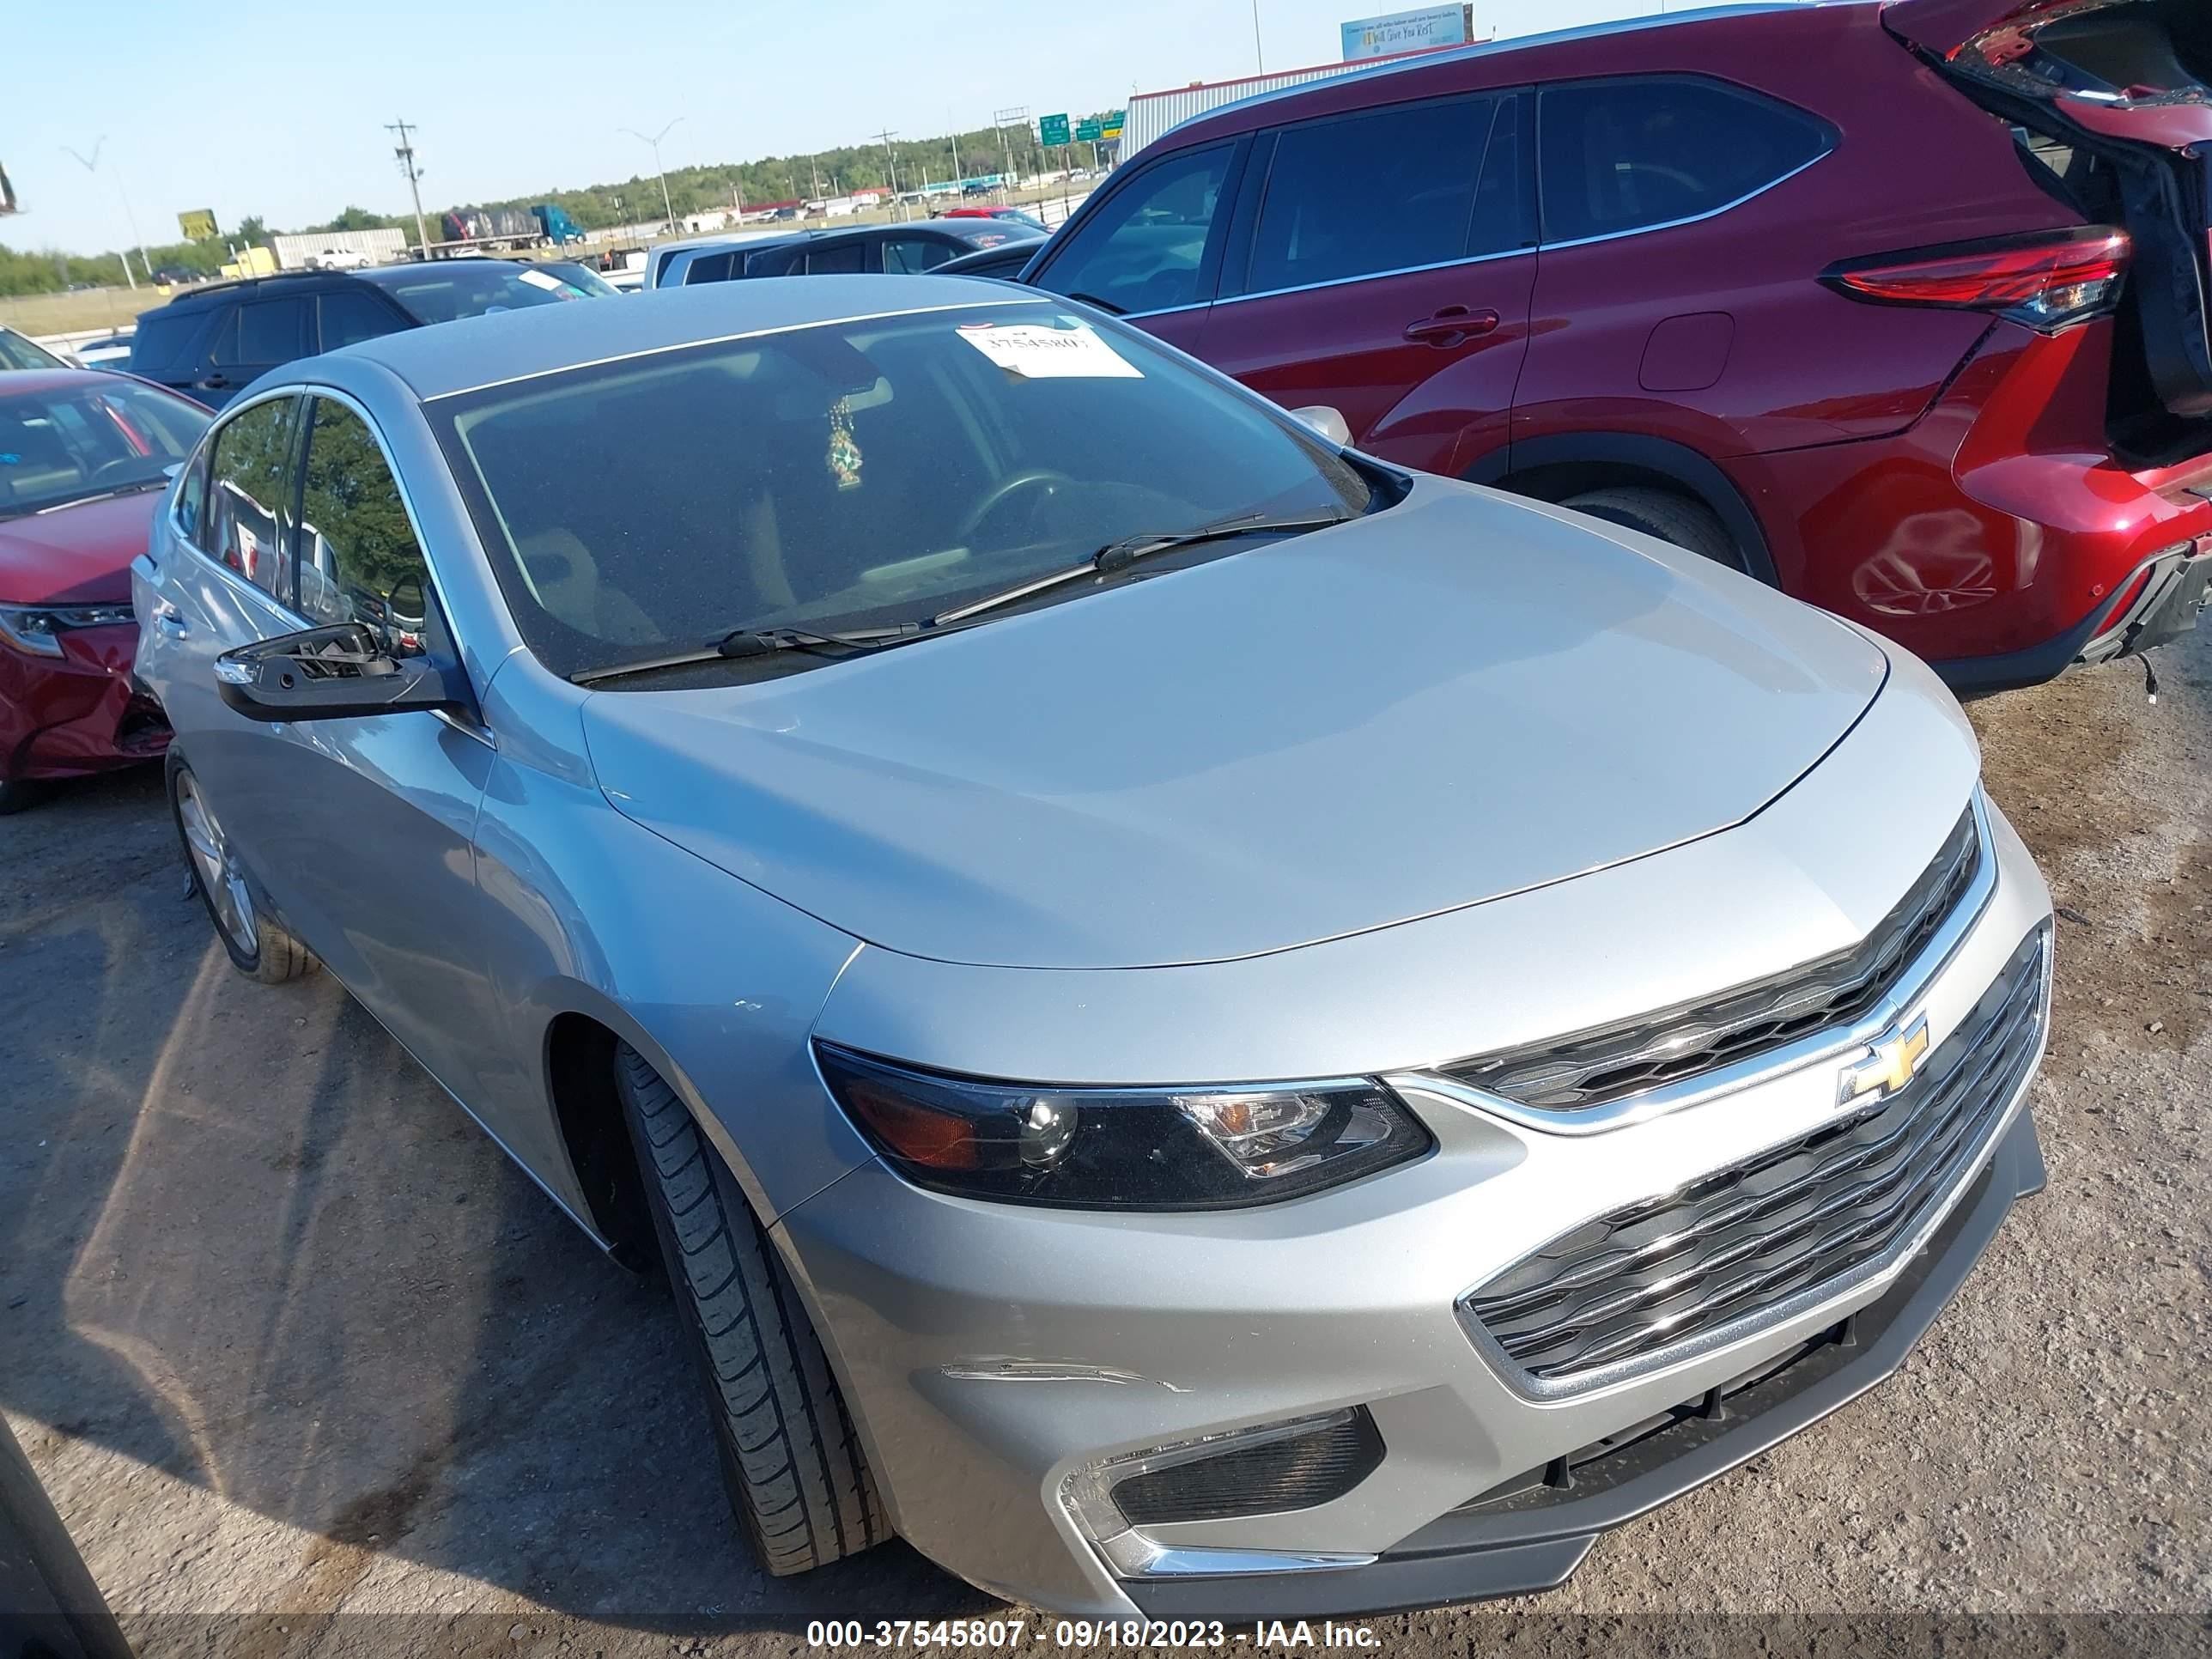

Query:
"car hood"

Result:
[[582, 480, 1888, 970], [0, 490, 161, 605]]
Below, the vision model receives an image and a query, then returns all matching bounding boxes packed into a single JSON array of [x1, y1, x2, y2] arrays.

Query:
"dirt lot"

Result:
[[3, 624, 2208, 1659]]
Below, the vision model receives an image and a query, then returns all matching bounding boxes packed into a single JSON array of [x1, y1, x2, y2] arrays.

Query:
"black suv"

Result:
[[670, 221, 1042, 286], [127, 258, 608, 407]]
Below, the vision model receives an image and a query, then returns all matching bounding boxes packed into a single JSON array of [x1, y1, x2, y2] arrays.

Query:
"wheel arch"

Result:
[[1468, 433, 1779, 587]]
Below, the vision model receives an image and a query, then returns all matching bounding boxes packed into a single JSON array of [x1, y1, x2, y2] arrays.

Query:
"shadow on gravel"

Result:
[[0, 770, 980, 1634]]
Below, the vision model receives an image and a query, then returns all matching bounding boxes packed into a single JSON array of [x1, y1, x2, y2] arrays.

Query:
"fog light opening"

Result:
[[1060, 1407, 1385, 1577]]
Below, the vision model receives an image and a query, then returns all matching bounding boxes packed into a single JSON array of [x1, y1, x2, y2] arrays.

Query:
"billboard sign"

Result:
[[1340, 4, 1472, 60], [1038, 112, 1071, 147], [178, 208, 220, 241]]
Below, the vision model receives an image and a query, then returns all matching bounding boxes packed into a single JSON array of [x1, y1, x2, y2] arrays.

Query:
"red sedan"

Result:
[[0, 370, 209, 811]]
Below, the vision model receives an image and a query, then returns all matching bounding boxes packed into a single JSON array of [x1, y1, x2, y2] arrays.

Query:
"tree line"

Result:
[[0, 116, 1118, 298]]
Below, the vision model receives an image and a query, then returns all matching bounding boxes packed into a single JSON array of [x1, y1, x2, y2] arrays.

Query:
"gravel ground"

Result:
[[2, 624, 2207, 1659]]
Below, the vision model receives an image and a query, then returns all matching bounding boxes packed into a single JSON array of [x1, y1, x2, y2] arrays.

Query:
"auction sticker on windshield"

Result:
[[957, 319, 1141, 379]]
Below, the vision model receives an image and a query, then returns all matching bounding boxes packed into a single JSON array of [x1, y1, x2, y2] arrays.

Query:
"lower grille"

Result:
[[1463, 927, 2048, 1383]]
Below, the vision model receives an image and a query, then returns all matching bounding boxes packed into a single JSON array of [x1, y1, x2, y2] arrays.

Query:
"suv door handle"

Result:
[[1404, 307, 1501, 347], [154, 603, 188, 637], [195, 374, 232, 390]]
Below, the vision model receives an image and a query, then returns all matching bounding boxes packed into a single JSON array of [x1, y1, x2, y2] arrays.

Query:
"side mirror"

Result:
[[215, 622, 469, 724], [1289, 405, 1353, 447]]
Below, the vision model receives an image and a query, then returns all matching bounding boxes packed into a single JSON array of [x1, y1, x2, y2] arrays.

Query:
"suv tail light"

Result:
[[1823, 227, 2130, 332]]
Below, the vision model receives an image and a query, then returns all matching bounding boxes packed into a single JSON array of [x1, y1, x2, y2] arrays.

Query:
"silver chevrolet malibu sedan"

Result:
[[131, 276, 2053, 1618]]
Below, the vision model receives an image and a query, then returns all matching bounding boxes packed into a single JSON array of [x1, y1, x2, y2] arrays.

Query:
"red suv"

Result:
[[1020, 0, 2212, 689]]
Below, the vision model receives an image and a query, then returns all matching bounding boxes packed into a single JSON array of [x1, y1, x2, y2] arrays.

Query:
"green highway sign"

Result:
[[1101, 111, 1125, 140], [1075, 120, 1103, 143], [1039, 112, 1071, 147]]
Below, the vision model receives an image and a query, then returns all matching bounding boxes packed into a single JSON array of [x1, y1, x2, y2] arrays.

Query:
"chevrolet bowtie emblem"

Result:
[[1838, 1015, 1931, 1109]]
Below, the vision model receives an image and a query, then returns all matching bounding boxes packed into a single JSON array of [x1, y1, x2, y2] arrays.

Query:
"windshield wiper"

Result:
[[933, 511, 1353, 628], [569, 622, 933, 686], [33, 479, 169, 515], [714, 622, 927, 659]]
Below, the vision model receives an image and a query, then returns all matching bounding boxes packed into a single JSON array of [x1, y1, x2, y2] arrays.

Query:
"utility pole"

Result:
[[621, 117, 684, 229], [1250, 0, 1266, 71], [59, 138, 144, 289], [386, 118, 431, 255], [950, 113, 964, 195], [872, 130, 901, 222]]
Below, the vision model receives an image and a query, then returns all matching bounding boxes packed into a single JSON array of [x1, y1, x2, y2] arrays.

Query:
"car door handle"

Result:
[[154, 605, 188, 637], [195, 374, 232, 391], [1404, 307, 1501, 347]]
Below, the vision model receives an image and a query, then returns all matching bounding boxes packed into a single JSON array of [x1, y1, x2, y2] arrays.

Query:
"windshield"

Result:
[[0, 329, 67, 372], [434, 303, 1371, 682], [0, 377, 210, 519], [361, 263, 589, 325], [535, 262, 621, 298]]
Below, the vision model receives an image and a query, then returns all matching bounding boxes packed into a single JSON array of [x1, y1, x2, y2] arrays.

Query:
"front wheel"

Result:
[[167, 757, 319, 983], [615, 1042, 888, 1575], [1560, 486, 1747, 575]]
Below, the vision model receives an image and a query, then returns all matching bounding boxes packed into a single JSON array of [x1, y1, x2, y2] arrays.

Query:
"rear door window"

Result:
[[212, 297, 313, 370], [883, 236, 958, 273], [203, 397, 301, 600], [1247, 96, 1500, 293], [1032, 143, 1237, 314], [1537, 76, 1831, 245], [805, 240, 867, 275]]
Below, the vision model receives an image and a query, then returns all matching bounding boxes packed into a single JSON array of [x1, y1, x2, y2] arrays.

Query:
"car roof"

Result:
[[1158, 2, 1811, 148], [326, 274, 1056, 400], [0, 366, 147, 395]]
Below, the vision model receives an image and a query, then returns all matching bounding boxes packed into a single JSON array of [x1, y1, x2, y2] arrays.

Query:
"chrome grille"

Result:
[[1462, 927, 2047, 1383], [1443, 805, 1983, 1112]]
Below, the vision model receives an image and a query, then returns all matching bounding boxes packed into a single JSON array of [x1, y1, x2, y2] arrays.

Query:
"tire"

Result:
[[615, 1042, 887, 1576], [1561, 486, 1747, 574], [167, 756, 319, 984]]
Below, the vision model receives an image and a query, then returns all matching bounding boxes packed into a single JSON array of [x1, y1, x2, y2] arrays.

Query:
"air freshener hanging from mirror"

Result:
[[827, 397, 863, 490]]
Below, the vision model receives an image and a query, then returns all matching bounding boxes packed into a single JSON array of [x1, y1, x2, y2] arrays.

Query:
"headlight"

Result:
[[0, 603, 135, 658], [814, 1043, 1431, 1209]]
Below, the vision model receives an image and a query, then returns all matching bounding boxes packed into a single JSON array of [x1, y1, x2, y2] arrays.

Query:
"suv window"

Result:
[[1036, 143, 1234, 314], [295, 398, 438, 655], [1248, 97, 1501, 293], [805, 240, 866, 275], [682, 251, 738, 284], [1538, 77, 1829, 245], [215, 296, 313, 368], [129, 309, 209, 380], [319, 289, 405, 351], [204, 398, 299, 599], [883, 235, 957, 274]]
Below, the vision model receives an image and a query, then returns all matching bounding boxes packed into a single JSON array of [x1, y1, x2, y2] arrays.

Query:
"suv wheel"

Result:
[[615, 1042, 888, 1575], [1561, 486, 1746, 574], [168, 757, 319, 982]]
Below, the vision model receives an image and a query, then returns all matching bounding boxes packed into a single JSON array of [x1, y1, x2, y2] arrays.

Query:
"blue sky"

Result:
[[6, 0, 1680, 256]]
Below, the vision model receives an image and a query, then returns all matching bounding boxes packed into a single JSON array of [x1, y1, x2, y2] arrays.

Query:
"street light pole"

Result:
[[873, 131, 901, 222], [621, 118, 684, 229], [1251, 0, 1266, 72], [59, 137, 144, 289]]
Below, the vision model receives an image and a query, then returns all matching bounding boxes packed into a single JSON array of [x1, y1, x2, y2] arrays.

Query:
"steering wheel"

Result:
[[88, 456, 157, 487], [1617, 161, 1703, 194], [957, 470, 1075, 545]]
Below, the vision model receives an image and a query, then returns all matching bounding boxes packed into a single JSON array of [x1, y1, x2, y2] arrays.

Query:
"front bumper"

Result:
[[0, 624, 168, 783], [1128, 1109, 2044, 1620], [775, 785, 2053, 1616]]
